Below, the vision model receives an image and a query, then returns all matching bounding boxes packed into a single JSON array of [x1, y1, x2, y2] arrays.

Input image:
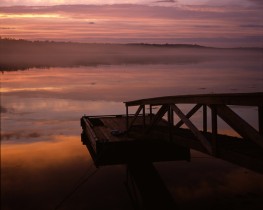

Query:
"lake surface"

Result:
[[1, 57, 263, 209]]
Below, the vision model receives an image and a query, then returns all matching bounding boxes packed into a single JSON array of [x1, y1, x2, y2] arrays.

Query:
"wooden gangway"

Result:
[[124, 92, 263, 173]]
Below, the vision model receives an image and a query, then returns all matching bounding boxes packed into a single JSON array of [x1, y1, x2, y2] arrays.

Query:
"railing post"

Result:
[[168, 105, 174, 141], [143, 105, 146, 130], [150, 104, 153, 122], [211, 105, 218, 156], [126, 105, 129, 131], [203, 105, 207, 133]]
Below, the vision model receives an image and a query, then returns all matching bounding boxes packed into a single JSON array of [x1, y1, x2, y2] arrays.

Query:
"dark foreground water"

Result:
[[1, 60, 263, 209]]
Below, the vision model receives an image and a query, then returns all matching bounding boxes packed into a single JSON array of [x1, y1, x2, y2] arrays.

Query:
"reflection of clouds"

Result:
[[0, 105, 14, 113], [2, 135, 91, 171], [172, 168, 263, 208], [0, 105, 8, 113], [2, 60, 263, 102], [2, 63, 261, 142], [1, 86, 62, 93], [1, 136, 132, 210], [155, 157, 263, 208], [1, 136, 93, 209], [1, 131, 41, 141]]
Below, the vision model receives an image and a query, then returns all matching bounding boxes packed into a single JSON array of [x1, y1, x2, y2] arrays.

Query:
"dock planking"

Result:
[[81, 114, 190, 166]]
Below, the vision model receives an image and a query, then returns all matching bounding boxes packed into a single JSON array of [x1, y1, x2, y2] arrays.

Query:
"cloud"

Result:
[[247, 0, 263, 5], [0, 4, 262, 47], [153, 0, 176, 3], [239, 24, 263, 28]]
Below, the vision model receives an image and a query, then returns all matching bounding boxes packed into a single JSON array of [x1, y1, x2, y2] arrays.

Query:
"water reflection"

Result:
[[1, 62, 263, 209]]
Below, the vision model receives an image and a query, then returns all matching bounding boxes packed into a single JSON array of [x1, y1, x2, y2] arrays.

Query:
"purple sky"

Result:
[[0, 0, 262, 47]]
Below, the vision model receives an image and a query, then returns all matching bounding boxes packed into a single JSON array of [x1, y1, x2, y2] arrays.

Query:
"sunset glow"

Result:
[[0, 0, 262, 47], [1, 1, 263, 210]]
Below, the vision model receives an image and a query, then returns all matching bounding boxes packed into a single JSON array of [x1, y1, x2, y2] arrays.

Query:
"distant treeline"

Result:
[[0, 38, 262, 71], [0, 37, 209, 49]]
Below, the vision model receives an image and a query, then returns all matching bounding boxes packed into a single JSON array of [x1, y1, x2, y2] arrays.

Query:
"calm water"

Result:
[[1, 59, 263, 209]]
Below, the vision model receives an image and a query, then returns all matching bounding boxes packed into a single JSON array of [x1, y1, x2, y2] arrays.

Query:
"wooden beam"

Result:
[[147, 105, 169, 133], [174, 104, 202, 129], [171, 104, 213, 155], [214, 104, 263, 148], [127, 105, 143, 131], [125, 92, 263, 107]]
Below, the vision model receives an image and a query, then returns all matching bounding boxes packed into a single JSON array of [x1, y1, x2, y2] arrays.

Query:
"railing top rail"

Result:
[[124, 92, 263, 107]]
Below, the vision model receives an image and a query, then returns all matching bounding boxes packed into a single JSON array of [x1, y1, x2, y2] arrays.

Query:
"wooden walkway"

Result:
[[123, 92, 263, 173], [81, 92, 263, 172]]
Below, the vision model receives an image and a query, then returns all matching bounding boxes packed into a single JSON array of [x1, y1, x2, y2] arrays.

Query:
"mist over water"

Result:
[[1, 47, 263, 209]]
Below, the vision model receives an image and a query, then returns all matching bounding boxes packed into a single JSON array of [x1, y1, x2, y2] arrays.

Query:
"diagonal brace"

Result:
[[147, 105, 169, 133], [213, 104, 263, 148], [127, 105, 144, 131], [171, 104, 213, 155], [174, 104, 202, 129]]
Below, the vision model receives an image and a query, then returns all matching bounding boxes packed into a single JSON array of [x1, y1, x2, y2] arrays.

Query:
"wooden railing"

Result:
[[124, 92, 263, 155]]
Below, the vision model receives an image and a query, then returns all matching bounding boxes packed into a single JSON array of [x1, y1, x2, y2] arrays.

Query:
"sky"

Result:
[[0, 0, 262, 47]]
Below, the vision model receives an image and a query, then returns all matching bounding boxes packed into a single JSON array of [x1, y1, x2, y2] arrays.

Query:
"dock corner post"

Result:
[[211, 105, 218, 156], [259, 105, 263, 136], [126, 105, 129, 132]]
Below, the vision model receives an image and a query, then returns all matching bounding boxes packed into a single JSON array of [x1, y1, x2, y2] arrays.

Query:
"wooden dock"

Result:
[[81, 92, 263, 172], [80, 92, 263, 209], [81, 114, 190, 166]]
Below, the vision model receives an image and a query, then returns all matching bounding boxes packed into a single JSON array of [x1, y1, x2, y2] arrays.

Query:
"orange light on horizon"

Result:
[[0, 13, 63, 19]]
